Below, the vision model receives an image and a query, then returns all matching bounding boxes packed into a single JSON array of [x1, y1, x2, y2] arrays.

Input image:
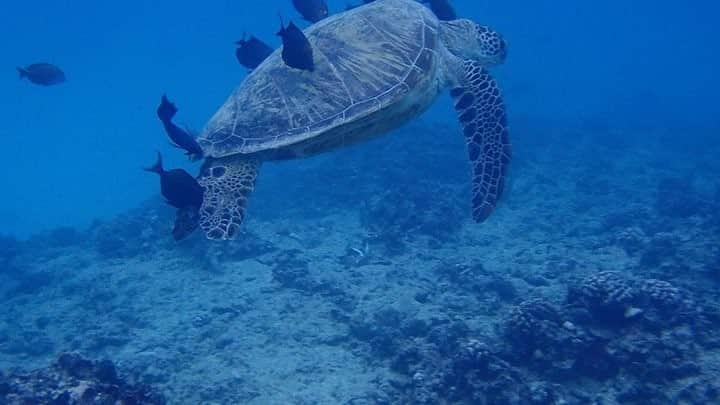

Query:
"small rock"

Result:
[[624, 306, 644, 319], [562, 321, 575, 331]]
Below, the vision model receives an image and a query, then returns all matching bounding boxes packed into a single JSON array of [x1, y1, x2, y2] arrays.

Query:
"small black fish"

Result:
[[425, 0, 456, 20], [292, 0, 329, 23], [157, 95, 204, 161], [17, 63, 66, 86], [235, 34, 274, 70], [277, 20, 314, 71], [144, 152, 204, 210]]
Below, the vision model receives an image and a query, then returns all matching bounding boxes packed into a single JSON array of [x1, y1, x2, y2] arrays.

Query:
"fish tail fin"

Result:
[[235, 32, 247, 45], [157, 94, 178, 122], [16, 67, 26, 79], [277, 12, 286, 36], [144, 152, 164, 174]]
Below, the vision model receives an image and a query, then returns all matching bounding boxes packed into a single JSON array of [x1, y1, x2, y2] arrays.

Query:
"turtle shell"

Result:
[[198, 0, 440, 158]]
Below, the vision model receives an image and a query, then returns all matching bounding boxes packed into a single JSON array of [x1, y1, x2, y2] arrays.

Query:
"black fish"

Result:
[[292, 0, 329, 23], [157, 95, 203, 161], [277, 20, 314, 71], [425, 0, 456, 20], [144, 152, 204, 210], [17, 63, 65, 86], [235, 34, 274, 70]]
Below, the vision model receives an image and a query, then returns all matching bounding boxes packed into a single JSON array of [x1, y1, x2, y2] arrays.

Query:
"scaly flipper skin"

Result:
[[197, 159, 260, 240], [451, 60, 511, 222]]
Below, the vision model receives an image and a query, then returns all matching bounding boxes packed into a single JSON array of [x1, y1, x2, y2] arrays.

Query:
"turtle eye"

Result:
[[211, 167, 226, 178]]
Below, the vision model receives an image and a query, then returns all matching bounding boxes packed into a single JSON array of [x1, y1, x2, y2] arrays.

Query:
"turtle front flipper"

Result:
[[451, 60, 511, 222], [197, 158, 260, 240]]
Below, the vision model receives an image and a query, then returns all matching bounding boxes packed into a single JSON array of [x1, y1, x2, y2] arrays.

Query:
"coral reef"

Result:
[[0, 352, 165, 404], [0, 121, 717, 404], [613, 226, 646, 255], [567, 271, 639, 323], [360, 271, 717, 404]]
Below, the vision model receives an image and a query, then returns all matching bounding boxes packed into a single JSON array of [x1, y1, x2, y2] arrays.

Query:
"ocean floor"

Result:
[[1, 119, 719, 404]]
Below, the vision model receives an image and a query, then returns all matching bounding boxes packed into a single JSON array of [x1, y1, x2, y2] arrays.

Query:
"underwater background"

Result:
[[1, 0, 719, 403]]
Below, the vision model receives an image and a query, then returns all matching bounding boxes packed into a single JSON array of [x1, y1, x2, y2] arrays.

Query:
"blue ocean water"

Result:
[[0, 0, 718, 403], [1, 0, 716, 236]]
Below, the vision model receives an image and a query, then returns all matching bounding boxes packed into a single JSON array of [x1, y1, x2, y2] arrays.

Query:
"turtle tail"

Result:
[[144, 152, 164, 175], [16, 67, 27, 80]]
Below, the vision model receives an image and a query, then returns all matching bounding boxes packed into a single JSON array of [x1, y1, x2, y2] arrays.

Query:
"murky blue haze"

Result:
[[0, 1, 718, 404]]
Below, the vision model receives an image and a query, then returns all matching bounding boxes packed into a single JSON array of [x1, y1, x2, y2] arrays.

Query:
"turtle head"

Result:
[[440, 19, 507, 66]]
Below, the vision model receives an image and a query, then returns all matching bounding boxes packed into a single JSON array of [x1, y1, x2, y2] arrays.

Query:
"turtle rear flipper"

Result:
[[197, 158, 260, 240], [451, 60, 511, 222]]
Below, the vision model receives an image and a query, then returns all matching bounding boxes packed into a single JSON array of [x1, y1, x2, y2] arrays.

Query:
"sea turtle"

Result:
[[187, 0, 510, 240]]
